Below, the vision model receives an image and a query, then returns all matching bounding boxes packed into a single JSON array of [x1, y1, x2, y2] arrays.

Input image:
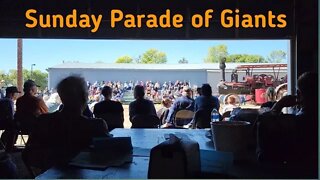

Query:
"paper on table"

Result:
[[69, 151, 133, 170], [69, 137, 134, 170]]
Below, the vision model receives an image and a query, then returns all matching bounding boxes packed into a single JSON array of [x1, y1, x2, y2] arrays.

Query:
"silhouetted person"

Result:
[[129, 85, 157, 120], [194, 84, 220, 112], [94, 86, 124, 130], [23, 76, 109, 171], [0, 86, 20, 152], [257, 72, 317, 170], [190, 84, 220, 127], [15, 80, 48, 133]]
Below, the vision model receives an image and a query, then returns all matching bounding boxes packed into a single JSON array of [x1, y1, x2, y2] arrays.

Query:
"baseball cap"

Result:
[[23, 79, 40, 90], [6, 86, 21, 94]]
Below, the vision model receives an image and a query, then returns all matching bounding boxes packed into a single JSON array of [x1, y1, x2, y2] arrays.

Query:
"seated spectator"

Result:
[[89, 94, 101, 112], [256, 72, 317, 168], [156, 98, 172, 125], [194, 84, 220, 112], [222, 95, 238, 114], [93, 86, 124, 129], [162, 86, 194, 127], [15, 80, 48, 133], [260, 87, 277, 109], [23, 76, 109, 171], [0, 86, 20, 152], [129, 85, 157, 121], [189, 84, 220, 127]]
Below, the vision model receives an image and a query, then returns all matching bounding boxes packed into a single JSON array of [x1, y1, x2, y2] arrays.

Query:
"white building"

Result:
[[47, 63, 287, 94]]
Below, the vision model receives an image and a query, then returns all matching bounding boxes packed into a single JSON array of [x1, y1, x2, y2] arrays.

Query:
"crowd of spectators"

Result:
[[34, 80, 199, 113], [83, 80, 197, 103]]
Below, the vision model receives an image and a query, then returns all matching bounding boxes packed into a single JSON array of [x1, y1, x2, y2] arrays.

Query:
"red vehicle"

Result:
[[218, 63, 287, 104]]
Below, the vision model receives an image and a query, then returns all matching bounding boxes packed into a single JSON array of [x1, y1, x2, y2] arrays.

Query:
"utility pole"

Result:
[[17, 39, 23, 94]]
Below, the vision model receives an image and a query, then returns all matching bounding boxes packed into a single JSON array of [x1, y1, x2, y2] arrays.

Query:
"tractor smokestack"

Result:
[[219, 57, 226, 81]]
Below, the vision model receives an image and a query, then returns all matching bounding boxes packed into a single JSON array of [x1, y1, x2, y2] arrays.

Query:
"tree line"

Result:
[[114, 45, 286, 64], [0, 69, 48, 90]]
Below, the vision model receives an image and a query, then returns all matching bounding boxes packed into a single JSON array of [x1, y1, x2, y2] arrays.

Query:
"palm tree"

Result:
[[17, 39, 23, 93]]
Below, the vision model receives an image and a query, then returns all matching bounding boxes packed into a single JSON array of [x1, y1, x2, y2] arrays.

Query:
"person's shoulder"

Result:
[[16, 95, 25, 102], [114, 100, 123, 107], [211, 95, 219, 100], [32, 95, 44, 102], [94, 101, 104, 108], [0, 97, 11, 104], [38, 111, 59, 120], [145, 99, 154, 104], [129, 100, 136, 106]]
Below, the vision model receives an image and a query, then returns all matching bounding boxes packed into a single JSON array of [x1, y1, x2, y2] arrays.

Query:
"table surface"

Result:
[[36, 128, 221, 179], [36, 128, 316, 179]]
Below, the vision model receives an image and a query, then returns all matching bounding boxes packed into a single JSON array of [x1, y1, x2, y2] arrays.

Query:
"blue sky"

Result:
[[0, 39, 289, 72]]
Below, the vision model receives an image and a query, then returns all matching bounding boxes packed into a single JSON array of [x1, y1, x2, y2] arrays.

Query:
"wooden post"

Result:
[[17, 39, 23, 94]]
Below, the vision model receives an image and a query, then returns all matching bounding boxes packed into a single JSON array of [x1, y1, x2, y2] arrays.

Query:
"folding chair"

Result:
[[174, 110, 194, 128]]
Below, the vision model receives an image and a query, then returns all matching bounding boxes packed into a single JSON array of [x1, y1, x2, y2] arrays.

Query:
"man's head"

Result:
[[134, 85, 145, 99], [57, 76, 88, 113], [5, 86, 20, 100], [23, 80, 39, 96], [196, 87, 202, 96], [201, 84, 212, 97], [101, 86, 112, 100], [227, 95, 236, 105], [161, 98, 172, 108], [297, 72, 317, 108], [182, 86, 192, 97]]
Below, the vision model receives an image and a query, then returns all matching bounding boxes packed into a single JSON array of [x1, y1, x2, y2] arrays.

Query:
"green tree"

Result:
[[0, 69, 48, 90], [29, 70, 48, 89], [178, 57, 188, 64], [115, 55, 134, 63], [226, 54, 267, 63], [204, 45, 228, 63], [267, 50, 286, 63], [140, 49, 167, 64]]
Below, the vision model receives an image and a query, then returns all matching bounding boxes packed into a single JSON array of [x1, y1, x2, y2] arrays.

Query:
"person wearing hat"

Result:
[[162, 86, 195, 128], [15, 80, 48, 133], [0, 86, 20, 151]]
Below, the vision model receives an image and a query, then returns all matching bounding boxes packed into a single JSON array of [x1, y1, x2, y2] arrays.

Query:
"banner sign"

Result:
[[0, 0, 294, 39]]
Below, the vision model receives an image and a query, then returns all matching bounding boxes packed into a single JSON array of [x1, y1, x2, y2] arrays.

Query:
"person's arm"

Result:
[[129, 102, 134, 121], [93, 103, 98, 117], [37, 98, 49, 115], [118, 102, 125, 124], [214, 97, 220, 110], [194, 98, 199, 112], [165, 100, 178, 123], [150, 101, 157, 116], [271, 95, 298, 114]]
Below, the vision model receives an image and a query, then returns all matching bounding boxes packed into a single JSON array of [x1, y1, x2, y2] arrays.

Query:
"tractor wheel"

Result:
[[275, 83, 288, 100]]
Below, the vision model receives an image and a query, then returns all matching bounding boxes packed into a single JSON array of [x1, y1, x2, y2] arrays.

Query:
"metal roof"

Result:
[[48, 63, 287, 71]]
